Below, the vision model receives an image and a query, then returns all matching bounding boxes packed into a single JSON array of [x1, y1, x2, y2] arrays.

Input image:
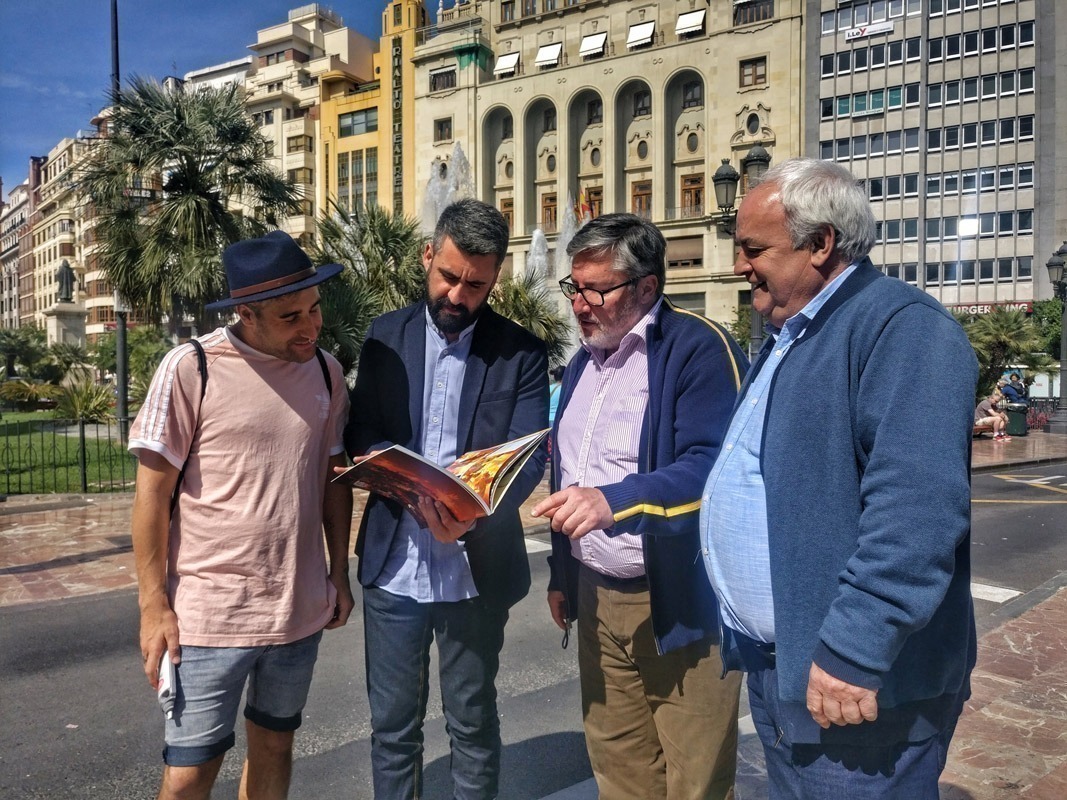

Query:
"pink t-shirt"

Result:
[[129, 327, 349, 647]]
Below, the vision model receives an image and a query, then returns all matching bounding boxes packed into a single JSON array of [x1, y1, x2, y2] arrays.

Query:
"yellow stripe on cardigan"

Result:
[[664, 298, 744, 390], [613, 498, 702, 522]]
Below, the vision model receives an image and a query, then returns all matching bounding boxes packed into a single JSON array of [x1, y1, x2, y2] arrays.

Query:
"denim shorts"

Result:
[[162, 630, 322, 767]]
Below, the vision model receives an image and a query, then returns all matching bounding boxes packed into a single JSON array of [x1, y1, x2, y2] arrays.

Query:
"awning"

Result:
[[627, 21, 656, 49], [429, 65, 456, 75], [534, 42, 563, 68], [675, 9, 706, 36], [579, 32, 608, 58], [493, 51, 520, 75]]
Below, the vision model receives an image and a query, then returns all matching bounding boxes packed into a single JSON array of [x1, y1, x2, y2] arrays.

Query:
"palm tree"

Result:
[[957, 307, 1044, 397], [489, 269, 572, 367], [313, 203, 426, 376], [80, 76, 299, 330]]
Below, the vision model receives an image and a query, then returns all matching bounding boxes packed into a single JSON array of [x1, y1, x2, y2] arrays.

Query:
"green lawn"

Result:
[[0, 413, 136, 494]]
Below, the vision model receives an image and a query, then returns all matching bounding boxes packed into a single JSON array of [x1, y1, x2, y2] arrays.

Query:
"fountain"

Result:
[[554, 192, 579, 278], [527, 229, 549, 278], [419, 142, 476, 235]]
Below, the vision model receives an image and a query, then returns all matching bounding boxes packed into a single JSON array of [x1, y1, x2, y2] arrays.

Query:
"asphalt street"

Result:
[[2, 464, 1066, 799]]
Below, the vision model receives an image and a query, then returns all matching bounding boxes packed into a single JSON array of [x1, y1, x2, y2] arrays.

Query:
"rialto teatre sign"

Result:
[[845, 21, 895, 41], [947, 302, 1034, 315]]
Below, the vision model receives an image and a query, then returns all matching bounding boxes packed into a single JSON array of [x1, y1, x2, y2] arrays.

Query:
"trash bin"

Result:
[[1005, 402, 1029, 437]]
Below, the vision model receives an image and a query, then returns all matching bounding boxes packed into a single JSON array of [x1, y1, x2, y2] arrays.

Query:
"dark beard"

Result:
[[428, 296, 482, 335]]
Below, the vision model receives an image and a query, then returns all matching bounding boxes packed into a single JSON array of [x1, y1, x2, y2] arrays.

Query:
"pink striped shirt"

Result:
[[558, 298, 662, 578]]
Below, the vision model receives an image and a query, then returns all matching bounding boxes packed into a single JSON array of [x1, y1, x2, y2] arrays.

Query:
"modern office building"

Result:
[[809, 0, 1065, 314], [410, 0, 806, 323]]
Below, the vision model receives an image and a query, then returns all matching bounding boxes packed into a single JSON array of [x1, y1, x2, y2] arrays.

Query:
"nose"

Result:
[[569, 291, 592, 313], [733, 251, 750, 278]]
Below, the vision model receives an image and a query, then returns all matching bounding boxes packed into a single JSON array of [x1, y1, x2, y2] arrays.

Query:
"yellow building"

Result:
[[318, 0, 429, 217]]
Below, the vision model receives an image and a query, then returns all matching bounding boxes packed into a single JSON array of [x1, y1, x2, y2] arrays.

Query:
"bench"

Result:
[[973, 422, 994, 437]]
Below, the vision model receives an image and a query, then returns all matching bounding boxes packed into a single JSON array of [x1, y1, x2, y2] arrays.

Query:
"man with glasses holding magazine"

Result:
[[534, 213, 748, 800]]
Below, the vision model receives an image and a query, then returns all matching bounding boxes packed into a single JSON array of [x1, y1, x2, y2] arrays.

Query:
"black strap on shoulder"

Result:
[[315, 347, 332, 396], [170, 340, 208, 516]]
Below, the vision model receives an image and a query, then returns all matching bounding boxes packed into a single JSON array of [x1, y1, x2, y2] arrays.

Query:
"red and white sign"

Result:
[[845, 21, 895, 41], [946, 301, 1033, 315]]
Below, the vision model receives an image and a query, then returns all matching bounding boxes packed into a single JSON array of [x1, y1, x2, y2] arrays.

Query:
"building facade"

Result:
[[409, 0, 805, 324], [810, 0, 1064, 314], [0, 181, 29, 330]]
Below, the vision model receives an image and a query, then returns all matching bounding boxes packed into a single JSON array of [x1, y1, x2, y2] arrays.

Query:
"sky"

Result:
[[0, 0, 390, 202]]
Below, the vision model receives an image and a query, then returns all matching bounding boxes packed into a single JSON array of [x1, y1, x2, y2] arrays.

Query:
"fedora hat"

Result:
[[205, 230, 343, 310]]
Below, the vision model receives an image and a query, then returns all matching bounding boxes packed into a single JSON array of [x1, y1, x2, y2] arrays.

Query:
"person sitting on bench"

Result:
[[975, 391, 1010, 441]]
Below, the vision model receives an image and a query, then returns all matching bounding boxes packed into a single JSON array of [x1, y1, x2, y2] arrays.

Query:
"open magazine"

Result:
[[333, 429, 549, 527]]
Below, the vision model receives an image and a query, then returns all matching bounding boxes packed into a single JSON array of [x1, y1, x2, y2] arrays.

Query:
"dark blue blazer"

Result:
[[345, 302, 549, 609]]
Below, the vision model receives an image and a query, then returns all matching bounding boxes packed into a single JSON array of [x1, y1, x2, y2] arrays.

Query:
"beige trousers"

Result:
[[577, 567, 742, 800]]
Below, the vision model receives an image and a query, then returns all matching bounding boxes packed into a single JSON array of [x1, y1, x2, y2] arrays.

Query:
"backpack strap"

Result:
[[170, 340, 208, 516], [315, 347, 333, 396]]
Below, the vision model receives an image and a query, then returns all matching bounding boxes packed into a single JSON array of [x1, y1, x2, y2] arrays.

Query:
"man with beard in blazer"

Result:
[[345, 198, 548, 800]]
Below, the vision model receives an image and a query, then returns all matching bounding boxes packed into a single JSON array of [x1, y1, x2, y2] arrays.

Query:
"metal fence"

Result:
[[0, 418, 135, 495]]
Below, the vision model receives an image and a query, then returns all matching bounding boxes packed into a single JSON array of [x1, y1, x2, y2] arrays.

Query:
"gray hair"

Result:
[[756, 159, 876, 264], [432, 198, 510, 268], [565, 213, 665, 296]]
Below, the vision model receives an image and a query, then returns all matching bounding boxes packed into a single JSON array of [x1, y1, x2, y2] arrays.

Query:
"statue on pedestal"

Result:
[[56, 260, 76, 303]]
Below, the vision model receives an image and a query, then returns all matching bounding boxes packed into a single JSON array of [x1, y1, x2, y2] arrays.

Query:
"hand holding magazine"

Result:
[[333, 429, 549, 528]]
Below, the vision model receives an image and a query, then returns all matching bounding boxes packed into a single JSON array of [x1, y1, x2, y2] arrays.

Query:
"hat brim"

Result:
[[205, 262, 344, 310]]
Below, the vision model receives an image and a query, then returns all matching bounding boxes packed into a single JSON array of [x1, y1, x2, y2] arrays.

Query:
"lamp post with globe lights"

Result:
[[1044, 245, 1067, 433]]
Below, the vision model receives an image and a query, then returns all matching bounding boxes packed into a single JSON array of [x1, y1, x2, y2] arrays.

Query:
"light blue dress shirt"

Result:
[[376, 309, 479, 603], [701, 265, 857, 643]]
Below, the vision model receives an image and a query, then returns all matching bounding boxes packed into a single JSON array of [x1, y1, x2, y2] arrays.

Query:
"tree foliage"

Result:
[[489, 270, 572, 367], [956, 308, 1044, 398], [1030, 298, 1063, 361], [80, 76, 298, 326]]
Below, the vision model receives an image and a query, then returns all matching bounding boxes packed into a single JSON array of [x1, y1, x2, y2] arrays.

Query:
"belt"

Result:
[[579, 563, 649, 592]]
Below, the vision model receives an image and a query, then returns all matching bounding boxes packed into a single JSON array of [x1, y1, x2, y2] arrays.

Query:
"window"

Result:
[[1020, 116, 1034, 140], [544, 107, 557, 131], [820, 140, 834, 160], [927, 174, 941, 195], [676, 9, 707, 37], [980, 213, 996, 236], [1018, 209, 1033, 234], [1000, 118, 1015, 141], [821, 98, 834, 120], [959, 170, 974, 193], [998, 258, 1014, 279], [904, 219, 918, 240], [631, 180, 652, 219], [869, 178, 884, 200], [286, 135, 313, 153], [980, 259, 995, 282], [535, 42, 563, 69], [982, 28, 997, 51], [339, 109, 378, 137], [1020, 21, 1035, 46], [963, 77, 978, 101], [998, 211, 1014, 235], [682, 81, 704, 109], [681, 174, 705, 216], [964, 31, 979, 55], [869, 132, 884, 156], [576, 98, 599, 127], [980, 167, 996, 191], [1000, 25, 1015, 48], [854, 48, 868, 70], [542, 192, 558, 231], [928, 84, 943, 106], [870, 44, 886, 68], [962, 122, 977, 147], [740, 57, 767, 87], [884, 219, 901, 243], [887, 129, 903, 153], [928, 130, 942, 150], [588, 187, 603, 217], [626, 21, 656, 49], [822, 11, 836, 35], [945, 126, 960, 149], [926, 263, 940, 285], [494, 51, 521, 76], [929, 38, 943, 61], [1018, 163, 1034, 187], [821, 55, 834, 77], [433, 117, 453, 143], [287, 168, 313, 184], [501, 114, 514, 139], [429, 67, 457, 92], [889, 40, 904, 64], [852, 135, 868, 158], [906, 37, 921, 60], [836, 138, 850, 160], [1020, 69, 1034, 93], [945, 34, 961, 59], [837, 51, 852, 74], [981, 121, 997, 145], [982, 75, 998, 98], [1019, 256, 1033, 279], [999, 166, 1016, 189], [886, 175, 902, 198], [502, 1, 515, 21], [905, 83, 920, 106], [579, 32, 608, 59], [946, 81, 961, 104], [633, 90, 651, 118]]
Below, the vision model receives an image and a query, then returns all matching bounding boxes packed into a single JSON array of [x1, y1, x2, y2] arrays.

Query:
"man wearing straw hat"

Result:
[[129, 229, 353, 800]]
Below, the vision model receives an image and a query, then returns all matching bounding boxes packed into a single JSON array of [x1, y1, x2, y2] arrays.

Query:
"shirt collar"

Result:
[[424, 305, 478, 347], [765, 263, 859, 340], [582, 296, 664, 363]]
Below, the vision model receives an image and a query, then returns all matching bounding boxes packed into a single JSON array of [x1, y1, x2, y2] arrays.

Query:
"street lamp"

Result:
[[712, 159, 740, 234], [1044, 248, 1067, 433], [742, 142, 771, 187]]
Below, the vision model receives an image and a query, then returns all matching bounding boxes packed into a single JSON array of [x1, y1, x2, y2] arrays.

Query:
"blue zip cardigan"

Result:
[[736, 259, 978, 744], [547, 299, 749, 654]]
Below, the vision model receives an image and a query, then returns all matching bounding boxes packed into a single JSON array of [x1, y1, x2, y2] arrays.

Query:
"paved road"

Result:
[[3, 465, 1066, 799]]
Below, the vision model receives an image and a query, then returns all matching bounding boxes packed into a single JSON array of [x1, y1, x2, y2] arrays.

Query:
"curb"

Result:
[[971, 455, 1067, 474]]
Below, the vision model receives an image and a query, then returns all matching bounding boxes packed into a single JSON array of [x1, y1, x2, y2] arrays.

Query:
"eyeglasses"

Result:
[[558, 276, 636, 307]]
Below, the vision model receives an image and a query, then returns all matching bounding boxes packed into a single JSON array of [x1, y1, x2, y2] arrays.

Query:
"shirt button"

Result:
[[775, 349, 783, 356], [751, 397, 758, 405], [725, 443, 734, 450], [437, 382, 444, 388], [432, 416, 439, 423]]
